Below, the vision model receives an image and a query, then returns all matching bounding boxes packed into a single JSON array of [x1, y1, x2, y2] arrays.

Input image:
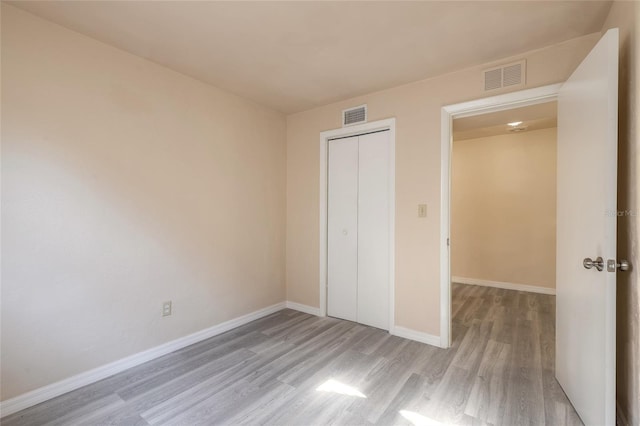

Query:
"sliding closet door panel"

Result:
[[327, 136, 359, 322], [357, 131, 390, 330]]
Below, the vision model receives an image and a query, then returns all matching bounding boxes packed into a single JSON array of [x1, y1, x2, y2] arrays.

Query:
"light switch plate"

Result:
[[162, 301, 172, 317], [418, 204, 427, 218]]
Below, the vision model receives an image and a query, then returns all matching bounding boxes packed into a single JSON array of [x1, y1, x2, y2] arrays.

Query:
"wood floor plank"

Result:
[[256, 350, 384, 425], [52, 397, 149, 426], [223, 381, 299, 425], [464, 339, 511, 424], [122, 348, 259, 414], [3, 289, 583, 426], [117, 332, 269, 400], [451, 318, 493, 371], [155, 376, 288, 426], [454, 295, 485, 328], [261, 313, 326, 341], [254, 321, 363, 386], [421, 365, 477, 424], [412, 346, 457, 398], [1, 385, 115, 426], [40, 394, 126, 426], [347, 340, 426, 423], [276, 324, 370, 386], [374, 373, 429, 425], [501, 314, 545, 426], [259, 312, 317, 336], [351, 327, 393, 355], [138, 341, 295, 423]]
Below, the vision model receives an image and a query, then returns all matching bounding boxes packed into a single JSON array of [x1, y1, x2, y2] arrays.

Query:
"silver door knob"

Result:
[[618, 260, 630, 271], [607, 259, 631, 272], [583, 257, 604, 271]]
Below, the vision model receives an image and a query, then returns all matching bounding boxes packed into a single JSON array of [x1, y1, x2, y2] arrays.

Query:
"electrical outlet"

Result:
[[418, 204, 427, 218], [162, 301, 172, 317]]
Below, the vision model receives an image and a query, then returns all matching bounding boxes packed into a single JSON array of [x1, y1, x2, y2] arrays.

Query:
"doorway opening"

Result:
[[440, 84, 561, 348], [450, 101, 558, 342]]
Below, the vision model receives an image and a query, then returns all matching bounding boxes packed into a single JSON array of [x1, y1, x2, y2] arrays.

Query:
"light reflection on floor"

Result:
[[315, 379, 367, 398], [399, 409, 447, 426]]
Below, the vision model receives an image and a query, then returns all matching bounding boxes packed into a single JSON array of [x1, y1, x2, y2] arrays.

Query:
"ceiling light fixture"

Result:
[[507, 121, 523, 127]]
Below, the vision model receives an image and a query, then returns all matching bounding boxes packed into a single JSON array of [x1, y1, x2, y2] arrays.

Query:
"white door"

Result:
[[357, 131, 390, 330], [327, 136, 359, 322], [556, 28, 618, 426], [327, 131, 391, 330]]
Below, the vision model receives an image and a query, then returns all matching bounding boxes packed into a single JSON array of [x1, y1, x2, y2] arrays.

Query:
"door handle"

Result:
[[607, 259, 631, 272], [583, 257, 604, 271]]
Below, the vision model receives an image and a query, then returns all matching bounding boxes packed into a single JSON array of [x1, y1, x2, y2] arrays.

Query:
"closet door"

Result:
[[357, 131, 390, 330], [327, 136, 359, 322]]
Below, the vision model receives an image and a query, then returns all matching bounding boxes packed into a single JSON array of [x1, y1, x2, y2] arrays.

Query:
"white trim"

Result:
[[444, 83, 562, 118], [390, 326, 443, 348], [319, 118, 396, 332], [0, 302, 286, 418], [452, 276, 556, 295], [285, 301, 321, 316], [440, 83, 561, 349], [388, 122, 396, 331], [440, 108, 452, 349]]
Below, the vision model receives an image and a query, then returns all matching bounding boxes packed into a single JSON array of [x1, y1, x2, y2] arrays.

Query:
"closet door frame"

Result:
[[319, 118, 396, 331]]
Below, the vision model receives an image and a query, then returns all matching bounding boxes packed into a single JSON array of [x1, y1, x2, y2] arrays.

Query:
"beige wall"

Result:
[[451, 128, 557, 289], [601, 2, 640, 425], [3, 0, 635, 413], [1, 5, 286, 401], [286, 33, 599, 335]]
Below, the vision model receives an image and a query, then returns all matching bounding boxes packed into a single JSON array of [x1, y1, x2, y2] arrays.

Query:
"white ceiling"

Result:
[[9, 1, 612, 113], [453, 101, 557, 141]]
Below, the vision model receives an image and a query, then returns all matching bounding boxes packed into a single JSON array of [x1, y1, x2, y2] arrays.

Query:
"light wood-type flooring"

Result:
[[2, 283, 582, 425]]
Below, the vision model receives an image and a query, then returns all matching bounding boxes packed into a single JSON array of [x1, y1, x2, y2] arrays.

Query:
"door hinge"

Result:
[[447, 238, 450, 247]]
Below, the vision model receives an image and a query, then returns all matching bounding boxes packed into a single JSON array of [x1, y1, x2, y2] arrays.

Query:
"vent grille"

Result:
[[503, 63, 523, 87], [484, 68, 502, 91], [342, 105, 367, 127], [483, 60, 526, 91]]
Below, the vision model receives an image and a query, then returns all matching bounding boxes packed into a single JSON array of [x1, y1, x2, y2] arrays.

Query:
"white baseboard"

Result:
[[391, 326, 443, 348], [0, 302, 286, 418], [452, 276, 556, 295], [285, 301, 321, 316]]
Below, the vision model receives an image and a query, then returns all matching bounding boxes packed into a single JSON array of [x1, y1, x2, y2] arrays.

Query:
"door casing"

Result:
[[319, 118, 396, 331], [440, 84, 562, 348]]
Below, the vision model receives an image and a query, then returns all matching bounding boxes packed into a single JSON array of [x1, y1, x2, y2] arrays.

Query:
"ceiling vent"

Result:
[[342, 105, 367, 127], [483, 60, 526, 91]]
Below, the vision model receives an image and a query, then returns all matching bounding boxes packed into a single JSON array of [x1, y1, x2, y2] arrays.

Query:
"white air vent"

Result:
[[342, 105, 367, 127], [483, 60, 526, 91]]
